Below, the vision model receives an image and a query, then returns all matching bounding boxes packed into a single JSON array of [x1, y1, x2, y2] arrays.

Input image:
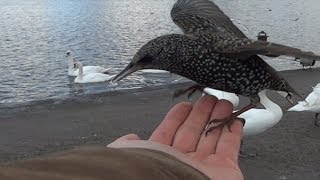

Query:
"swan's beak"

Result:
[[111, 63, 138, 83], [277, 91, 294, 105], [286, 93, 294, 105]]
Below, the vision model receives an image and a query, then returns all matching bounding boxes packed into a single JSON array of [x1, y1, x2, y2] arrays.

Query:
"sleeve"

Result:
[[0, 146, 210, 180]]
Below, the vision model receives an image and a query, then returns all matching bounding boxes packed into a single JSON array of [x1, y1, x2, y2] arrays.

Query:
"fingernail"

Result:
[[238, 118, 246, 126]]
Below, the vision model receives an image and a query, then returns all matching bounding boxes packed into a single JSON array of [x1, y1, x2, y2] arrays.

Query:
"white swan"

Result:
[[239, 90, 283, 136], [288, 83, 320, 126], [74, 62, 115, 84], [204, 88, 292, 157], [202, 88, 239, 108], [237, 89, 285, 157], [203, 88, 289, 136], [66, 51, 111, 76]]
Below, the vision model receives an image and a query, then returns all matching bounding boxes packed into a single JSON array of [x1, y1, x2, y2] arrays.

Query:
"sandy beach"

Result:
[[1, 68, 320, 180]]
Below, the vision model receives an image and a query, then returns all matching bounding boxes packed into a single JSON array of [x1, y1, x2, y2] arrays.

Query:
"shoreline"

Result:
[[0, 81, 192, 112], [1, 68, 320, 180], [1, 67, 318, 111]]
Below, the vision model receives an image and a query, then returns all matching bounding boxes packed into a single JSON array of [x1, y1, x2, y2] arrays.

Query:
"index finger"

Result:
[[149, 102, 192, 145], [215, 119, 244, 162]]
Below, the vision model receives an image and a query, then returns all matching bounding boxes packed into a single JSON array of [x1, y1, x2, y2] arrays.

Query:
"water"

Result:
[[0, 0, 319, 104]]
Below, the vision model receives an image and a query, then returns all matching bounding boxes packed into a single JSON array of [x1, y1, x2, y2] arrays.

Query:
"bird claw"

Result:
[[172, 84, 205, 100], [205, 112, 247, 136], [205, 114, 239, 136], [172, 89, 195, 100], [205, 104, 253, 136]]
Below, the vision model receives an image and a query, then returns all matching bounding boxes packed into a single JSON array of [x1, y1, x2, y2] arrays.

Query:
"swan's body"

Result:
[[239, 90, 283, 136], [66, 51, 110, 76], [204, 88, 283, 136], [202, 88, 239, 108], [69, 66, 110, 77], [204, 88, 285, 157], [288, 83, 320, 126], [236, 89, 283, 157], [74, 62, 114, 84]]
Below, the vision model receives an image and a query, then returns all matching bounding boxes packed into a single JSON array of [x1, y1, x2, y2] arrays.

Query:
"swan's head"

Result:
[[277, 91, 294, 105], [75, 61, 83, 68], [72, 58, 80, 67], [66, 51, 71, 57]]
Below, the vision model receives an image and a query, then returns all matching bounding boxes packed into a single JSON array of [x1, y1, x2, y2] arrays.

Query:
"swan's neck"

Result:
[[259, 90, 282, 117], [313, 87, 320, 96], [68, 56, 74, 70], [77, 65, 83, 80]]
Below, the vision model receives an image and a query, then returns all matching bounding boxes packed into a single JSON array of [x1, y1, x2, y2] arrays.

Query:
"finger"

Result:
[[172, 95, 218, 153], [215, 119, 244, 162], [195, 100, 233, 157], [149, 102, 192, 145]]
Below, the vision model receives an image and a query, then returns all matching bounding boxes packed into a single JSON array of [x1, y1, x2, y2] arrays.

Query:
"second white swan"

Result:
[[288, 83, 320, 126], [74, 62, 115, 84], [66, 51, 111, 76]]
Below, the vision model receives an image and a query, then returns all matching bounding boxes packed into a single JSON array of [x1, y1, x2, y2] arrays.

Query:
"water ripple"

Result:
[[0, 0, 319, 104]]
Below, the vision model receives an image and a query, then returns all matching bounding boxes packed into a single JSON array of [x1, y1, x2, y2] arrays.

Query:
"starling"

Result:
[[111, 0, 320, 132]]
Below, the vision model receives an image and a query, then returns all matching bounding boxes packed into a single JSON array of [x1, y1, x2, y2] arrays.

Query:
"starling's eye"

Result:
[[139, 55, 153, 64]]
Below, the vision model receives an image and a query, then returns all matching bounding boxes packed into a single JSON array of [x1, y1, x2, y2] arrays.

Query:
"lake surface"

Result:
[[0, 0, 319, 104]]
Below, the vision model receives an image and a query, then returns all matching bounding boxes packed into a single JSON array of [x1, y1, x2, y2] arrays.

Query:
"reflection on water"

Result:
[[0, 0, 319, 104]]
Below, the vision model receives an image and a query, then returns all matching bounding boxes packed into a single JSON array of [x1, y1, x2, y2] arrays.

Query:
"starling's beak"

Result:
[[111, 63, 138, 83]]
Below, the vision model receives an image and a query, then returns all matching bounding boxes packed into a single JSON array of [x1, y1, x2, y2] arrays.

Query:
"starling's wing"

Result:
[[234, 40, 320, 60], [171, 0, 246, 38]]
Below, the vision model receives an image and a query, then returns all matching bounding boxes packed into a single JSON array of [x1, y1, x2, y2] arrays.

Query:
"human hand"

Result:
[[108, 96, 244, 180]]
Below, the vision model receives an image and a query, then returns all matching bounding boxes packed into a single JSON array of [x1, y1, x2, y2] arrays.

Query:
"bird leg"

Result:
[[315, 113, 320, 126], [205, 104, 256, 136], [173, 84, 205, 100]]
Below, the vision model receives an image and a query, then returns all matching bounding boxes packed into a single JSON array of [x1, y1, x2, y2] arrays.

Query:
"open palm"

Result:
[[108, 96, 244, 180]]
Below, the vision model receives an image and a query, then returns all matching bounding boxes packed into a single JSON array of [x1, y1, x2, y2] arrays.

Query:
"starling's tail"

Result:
[[268, 63, 303, 100]]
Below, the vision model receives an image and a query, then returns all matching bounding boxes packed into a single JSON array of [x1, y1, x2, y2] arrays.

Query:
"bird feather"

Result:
[[171, 0, 246, 38], [171, 0, 320, 61]]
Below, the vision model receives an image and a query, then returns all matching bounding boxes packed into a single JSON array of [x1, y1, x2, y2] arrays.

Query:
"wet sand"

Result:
[[1, 68, 320, 180]]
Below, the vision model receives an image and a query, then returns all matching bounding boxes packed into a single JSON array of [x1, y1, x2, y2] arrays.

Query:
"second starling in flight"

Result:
[[112, 0, 320, 132]]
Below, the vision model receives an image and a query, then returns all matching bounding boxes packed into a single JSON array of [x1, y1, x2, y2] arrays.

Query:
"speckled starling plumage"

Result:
[[112, 0, 320, 125]]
